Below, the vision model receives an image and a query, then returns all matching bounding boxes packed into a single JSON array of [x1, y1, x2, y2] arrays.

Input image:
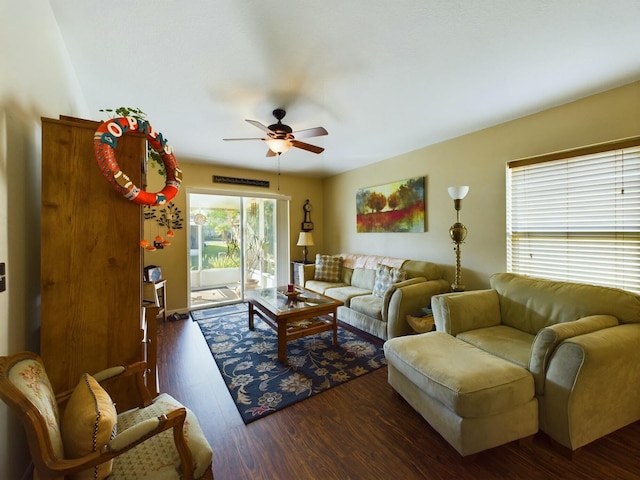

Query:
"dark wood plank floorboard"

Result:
[[158, 317, 640, 480]]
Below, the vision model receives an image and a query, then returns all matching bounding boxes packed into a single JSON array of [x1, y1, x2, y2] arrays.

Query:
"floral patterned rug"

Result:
[[195, 303, 387, 424]]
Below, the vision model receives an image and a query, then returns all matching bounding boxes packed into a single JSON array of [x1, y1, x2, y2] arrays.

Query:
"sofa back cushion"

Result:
[[351, 268, 377, 290], [491, 273, 640, 334], [402, 260, 443, 280]]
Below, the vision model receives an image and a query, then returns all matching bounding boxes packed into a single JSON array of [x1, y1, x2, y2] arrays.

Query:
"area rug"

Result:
[[190, 302, 246, 321], [195, 304, 387, 423]]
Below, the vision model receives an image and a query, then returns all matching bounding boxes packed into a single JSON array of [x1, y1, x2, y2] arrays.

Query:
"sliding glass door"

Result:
[[188, 192, 288, 309]]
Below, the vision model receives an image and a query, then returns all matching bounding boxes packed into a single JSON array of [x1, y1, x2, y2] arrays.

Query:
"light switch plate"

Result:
[[0, 262, 5, 292]]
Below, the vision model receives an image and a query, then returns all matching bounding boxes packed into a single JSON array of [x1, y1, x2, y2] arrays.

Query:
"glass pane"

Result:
[[189, 194, 242, 308], [243, 198, 277, 290]]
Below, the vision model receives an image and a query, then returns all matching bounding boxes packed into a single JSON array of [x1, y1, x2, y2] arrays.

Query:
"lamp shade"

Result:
[[265, 138, 292, 154], [296, 231, 315, 247], [448, 185, 469, 200]]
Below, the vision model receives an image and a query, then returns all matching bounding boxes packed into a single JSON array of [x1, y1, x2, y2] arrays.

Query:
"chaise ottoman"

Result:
[[384, 332, 538, 456]]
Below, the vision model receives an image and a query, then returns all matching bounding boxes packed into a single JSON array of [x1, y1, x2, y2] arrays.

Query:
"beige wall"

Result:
[[323, 81, 640, 291], [143, 162, 323, 311], [0, 2, 89, 478]]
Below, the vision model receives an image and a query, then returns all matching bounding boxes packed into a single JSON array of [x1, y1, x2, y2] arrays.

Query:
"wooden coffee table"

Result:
[[246, 286, 344, 364]]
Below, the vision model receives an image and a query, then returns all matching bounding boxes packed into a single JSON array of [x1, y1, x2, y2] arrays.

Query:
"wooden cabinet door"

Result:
[[41, 117, 144, 403]]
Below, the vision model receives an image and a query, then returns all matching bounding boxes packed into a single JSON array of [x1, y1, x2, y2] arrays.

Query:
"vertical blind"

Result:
[[507, 138, 640, 293]]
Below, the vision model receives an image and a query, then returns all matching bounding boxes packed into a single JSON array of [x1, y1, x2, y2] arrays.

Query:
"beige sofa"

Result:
[[385, 273, 640, 455], [297, 253, 449, 340]]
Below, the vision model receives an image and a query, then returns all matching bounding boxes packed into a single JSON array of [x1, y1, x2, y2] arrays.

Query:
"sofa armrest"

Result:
[[298, 263, 316, 286], [529, 315, 619, 395], [543, 323, 640, 450], [386, 279, 450, 339], [431, 289, 501, 335]]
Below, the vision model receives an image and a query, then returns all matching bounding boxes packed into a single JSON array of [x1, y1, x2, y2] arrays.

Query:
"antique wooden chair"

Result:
[[0, 351, 213, 480]]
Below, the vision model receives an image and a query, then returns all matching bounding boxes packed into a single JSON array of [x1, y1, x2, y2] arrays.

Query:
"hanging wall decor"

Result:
[[356, 176, 426, 233], [94, 116, 182, 206], [141, 202, 184, 250]]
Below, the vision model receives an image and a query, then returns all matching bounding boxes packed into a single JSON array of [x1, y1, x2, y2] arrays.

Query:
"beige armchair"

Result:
[[0, 351, 213, 480]]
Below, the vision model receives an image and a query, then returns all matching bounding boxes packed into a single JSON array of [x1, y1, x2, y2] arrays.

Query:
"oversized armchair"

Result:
[[0, 351, 213, 480]]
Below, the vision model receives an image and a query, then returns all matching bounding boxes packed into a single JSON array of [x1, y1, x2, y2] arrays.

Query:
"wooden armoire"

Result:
[[40, 116, 151, 408]]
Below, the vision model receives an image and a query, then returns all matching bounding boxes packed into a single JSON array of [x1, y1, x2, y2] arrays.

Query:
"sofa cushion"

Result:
[[372, 264, 407, 298], [384, 332, 535, 418], [402, 260, 443, 281], [314, 254, 343, 282], [305, 279, 348, 295], [456, 325, 535, 368], [62, 374, 117, 480], [323, 286, 371, 307], [350, 294, 384, 320]]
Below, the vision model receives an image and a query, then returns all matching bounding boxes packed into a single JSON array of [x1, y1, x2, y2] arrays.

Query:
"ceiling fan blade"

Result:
[[246, 119, 274, 135], [292, 126, 328, 139], [266, 148, 277, 157], [291, 140, 325, 154], [223, 137, 265, 141]]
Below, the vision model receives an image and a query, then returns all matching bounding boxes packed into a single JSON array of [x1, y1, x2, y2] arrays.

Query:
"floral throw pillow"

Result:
[[372, 264, 407, 298], [314, 254, 343, 282]]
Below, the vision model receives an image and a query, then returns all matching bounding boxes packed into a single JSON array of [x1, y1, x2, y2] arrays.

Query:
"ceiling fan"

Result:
[[223, 108, 328, 156]]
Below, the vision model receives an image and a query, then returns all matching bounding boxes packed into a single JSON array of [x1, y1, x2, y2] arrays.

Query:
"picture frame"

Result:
[[356, 176, 426, 233]]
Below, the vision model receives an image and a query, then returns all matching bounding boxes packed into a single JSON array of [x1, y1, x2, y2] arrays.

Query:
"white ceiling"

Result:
[[50, 1, 640, 178]]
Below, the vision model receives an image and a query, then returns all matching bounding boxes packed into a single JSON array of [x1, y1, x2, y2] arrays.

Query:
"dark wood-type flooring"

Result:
[[158, 316, 640, 480]]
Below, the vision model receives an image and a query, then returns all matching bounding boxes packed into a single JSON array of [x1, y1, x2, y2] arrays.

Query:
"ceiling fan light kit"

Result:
[[224, 108, 328, 156], [264, 138, 292, 154]]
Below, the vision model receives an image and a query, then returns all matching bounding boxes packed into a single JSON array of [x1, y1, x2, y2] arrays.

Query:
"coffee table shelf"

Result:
[[246, 286, 344, 363]]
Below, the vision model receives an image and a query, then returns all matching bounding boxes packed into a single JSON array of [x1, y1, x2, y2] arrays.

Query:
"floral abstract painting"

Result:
[[356, 176, 426, 232]]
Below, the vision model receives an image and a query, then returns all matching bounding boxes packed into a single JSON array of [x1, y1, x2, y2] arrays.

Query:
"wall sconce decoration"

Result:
[[296, 231, 315, 264], [448, 186, 469, 292]]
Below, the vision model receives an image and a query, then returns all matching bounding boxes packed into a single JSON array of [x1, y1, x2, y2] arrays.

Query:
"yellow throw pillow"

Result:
[[61, 373, 117, 480]]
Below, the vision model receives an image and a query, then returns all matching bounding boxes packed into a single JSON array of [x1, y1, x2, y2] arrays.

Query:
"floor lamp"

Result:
[[448, 186, 469, 292], [296, 231, 315, 264]]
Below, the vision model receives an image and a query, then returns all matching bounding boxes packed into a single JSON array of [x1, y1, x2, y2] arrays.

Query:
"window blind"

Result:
[[507, 138, 640, 293]]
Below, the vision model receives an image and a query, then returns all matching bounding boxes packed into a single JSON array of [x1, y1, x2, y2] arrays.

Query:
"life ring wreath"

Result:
[[94, 116, 182, 206]]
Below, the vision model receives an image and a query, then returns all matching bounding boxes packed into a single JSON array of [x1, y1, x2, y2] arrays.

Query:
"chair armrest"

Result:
[[385, 279, 450, 339], [431, 289, 501, 335], [543, 323, 640, 450], [529, 315, 618, 395]]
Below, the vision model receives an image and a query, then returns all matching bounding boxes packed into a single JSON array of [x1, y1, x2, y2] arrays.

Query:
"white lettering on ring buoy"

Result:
[[93, 117, 182, 206]]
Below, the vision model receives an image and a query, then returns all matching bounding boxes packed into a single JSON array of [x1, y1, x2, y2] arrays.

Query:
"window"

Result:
[[507, 137, 640, 293]]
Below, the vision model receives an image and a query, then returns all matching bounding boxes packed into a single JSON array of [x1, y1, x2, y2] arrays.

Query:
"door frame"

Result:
[[187, 188, 291, 308]]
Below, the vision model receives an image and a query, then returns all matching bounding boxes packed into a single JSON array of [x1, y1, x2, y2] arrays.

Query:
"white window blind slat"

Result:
[[507, 142, 640, 293]]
